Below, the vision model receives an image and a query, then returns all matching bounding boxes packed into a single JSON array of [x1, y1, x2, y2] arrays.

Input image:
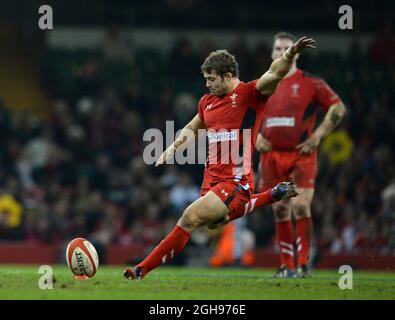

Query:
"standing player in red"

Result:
[[255, 32, 346, 277], [123, 36, 315, 280]]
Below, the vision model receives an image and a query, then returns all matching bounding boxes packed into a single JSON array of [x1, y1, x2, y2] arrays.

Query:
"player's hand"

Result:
[[289, 36, 316, 55], [296, 134, 321, 155], [255, 134, 271, 152], [270, 178, 299, 201], [155, 145, 176, 167]]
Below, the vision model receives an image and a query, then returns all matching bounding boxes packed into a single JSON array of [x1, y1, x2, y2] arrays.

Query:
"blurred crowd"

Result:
[[1, 26, 395, 261]]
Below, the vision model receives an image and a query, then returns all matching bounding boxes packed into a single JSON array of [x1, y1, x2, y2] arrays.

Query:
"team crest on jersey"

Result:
[[291, 83, 300, 97], [230, 93, 237, 107], [205, 104, 213, 110]]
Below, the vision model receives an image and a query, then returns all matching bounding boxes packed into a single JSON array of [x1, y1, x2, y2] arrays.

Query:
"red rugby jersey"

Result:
[[198, 80, 267, 186], [261, 69, 342, 150]]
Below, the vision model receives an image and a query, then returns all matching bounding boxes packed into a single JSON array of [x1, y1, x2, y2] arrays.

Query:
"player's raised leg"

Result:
[[123, 191, 229, 280], [291, 188, 314, 277], [207, 181, 298, 229]]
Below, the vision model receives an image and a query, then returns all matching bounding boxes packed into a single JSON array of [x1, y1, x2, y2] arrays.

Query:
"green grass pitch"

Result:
[[0, 265, 394, 300]]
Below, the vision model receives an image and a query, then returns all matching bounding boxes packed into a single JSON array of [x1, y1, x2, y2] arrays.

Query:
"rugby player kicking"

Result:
[[123, 36, 315, 280]]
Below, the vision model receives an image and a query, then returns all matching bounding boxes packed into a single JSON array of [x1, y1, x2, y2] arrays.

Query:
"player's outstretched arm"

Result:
[[155, 114, 206, 166], [256, 36, 316, 96], [296, 101, 347, 154]]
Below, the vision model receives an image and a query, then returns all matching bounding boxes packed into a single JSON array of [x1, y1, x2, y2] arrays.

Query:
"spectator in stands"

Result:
[[73, 60, 102, 100], [100, 25, 134, 64], [382, 177, 395, 219], [0, 193, 22, 230], [169, 37, 198, 83]]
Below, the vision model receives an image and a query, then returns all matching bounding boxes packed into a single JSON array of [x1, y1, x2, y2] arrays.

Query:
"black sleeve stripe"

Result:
[[238, 107, 257, 157], [302, 103, 317, 121], [240, 107, 257, 130]]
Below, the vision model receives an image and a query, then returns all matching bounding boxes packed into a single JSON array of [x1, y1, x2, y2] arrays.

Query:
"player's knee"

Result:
[[273, 203, 291, 221], [293, 201, 311, 219]]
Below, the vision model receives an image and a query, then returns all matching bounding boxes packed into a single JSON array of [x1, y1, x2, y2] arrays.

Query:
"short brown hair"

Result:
[[200, 49, 239, 78], [274, 32, 296, 43]]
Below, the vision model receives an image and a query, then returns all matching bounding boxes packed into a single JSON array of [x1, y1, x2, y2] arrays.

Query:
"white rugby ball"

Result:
[[66, 238, 99, 277]]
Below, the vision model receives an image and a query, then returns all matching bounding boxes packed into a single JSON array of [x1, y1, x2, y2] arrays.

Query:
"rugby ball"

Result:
[[66, 238, 99, 277]]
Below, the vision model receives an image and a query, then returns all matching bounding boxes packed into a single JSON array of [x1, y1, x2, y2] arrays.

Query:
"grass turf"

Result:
[[0, 265, 394, 300]]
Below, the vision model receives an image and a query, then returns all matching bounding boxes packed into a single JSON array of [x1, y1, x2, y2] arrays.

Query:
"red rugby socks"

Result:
[[296, 217, 313, 266], [276, 220, 295, 269], [137, 225, 190, 277]]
